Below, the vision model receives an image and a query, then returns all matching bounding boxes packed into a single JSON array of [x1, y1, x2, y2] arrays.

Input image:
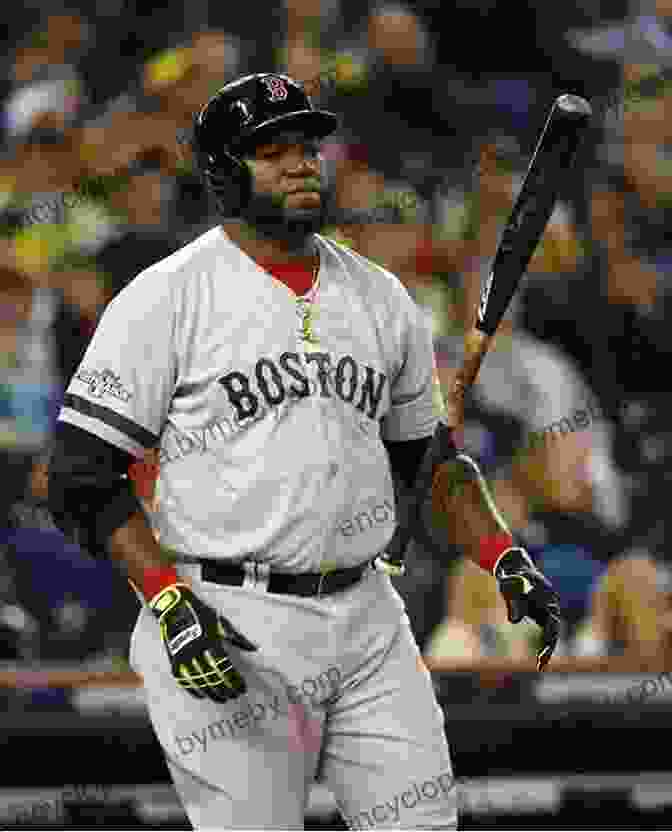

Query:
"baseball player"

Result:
[[48, 73, 561, 830]]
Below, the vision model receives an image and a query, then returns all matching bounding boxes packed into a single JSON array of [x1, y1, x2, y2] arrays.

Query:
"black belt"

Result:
[[198, 558, 374, 597]]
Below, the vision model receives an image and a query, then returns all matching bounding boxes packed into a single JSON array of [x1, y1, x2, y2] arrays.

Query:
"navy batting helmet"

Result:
[[191, 73, 338, 216]]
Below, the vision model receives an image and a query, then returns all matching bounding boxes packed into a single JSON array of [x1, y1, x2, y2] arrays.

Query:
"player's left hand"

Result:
[[150, 583, 258, 702], [494, 547, 562, 672]]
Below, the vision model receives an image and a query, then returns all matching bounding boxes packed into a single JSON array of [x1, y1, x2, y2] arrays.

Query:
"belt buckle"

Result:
[[242, 560, 271, 592], [316, 571, 328, 599], [317, 558, 340, 598]]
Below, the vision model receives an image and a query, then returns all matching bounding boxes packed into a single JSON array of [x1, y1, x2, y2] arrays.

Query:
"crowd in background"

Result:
[[0, 0, 671, 676]]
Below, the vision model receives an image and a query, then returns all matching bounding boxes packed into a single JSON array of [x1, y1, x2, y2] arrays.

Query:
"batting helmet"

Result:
[[191, 73, 339, 216]]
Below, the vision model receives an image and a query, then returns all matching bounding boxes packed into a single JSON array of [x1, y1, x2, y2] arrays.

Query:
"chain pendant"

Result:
[[297, 299, 320, 351], [296, 259, 321, 351]]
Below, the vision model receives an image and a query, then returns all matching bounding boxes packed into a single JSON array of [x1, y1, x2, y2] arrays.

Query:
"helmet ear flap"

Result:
[[180, 120, 248, 218], [203, 150, 251, 218]]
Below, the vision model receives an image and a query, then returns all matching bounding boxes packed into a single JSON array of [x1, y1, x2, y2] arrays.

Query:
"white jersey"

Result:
[[57, 226, 439, 571]]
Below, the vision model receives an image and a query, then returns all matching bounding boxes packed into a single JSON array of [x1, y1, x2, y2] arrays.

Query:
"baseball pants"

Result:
[[129, 562, 458, 830]]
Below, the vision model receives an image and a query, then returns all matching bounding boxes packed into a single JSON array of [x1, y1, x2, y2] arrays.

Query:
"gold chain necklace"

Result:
[[296, 260, 321, 349]]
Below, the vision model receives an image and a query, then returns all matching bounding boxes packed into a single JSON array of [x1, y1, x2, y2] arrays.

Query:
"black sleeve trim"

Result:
[[383, 435, 433, 491], [48, 421, 146, 558], [63, 392, 159, 448]]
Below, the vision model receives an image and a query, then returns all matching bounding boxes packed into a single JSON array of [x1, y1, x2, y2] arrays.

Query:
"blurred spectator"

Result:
[[420, 0, 621, 106], [568, 0, 672, 247], [367, 3, 434, 69], [207, 0, 283, 75], [1, 446, 140, 665], [297, 1, 493, 189], [1, 201, 103, 364], [322, 141, 437, 281], [74, 3, 197, 109], [89, 156, 182, 295], [0, 500, 40, 662], [97, 27, 244, 135], [522, 161, 672, 557], [0, 581, 39, 661], [619, 62, 672, 215], [61, 130, 183, 296], [574, 546, 672, 662], [0, 9, 92, 204], [8, 13, 91, 86], [567, 0, 672, 72], [444, 132, 583, 290], [0, 98, 105, 335], [3, 68, 84, 145], [139, 29, 243, 128], [0, 120, 89, 212], [0, 214, 60, 529]]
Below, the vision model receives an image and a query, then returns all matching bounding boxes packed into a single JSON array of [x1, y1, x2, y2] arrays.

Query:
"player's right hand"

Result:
[[149, 583, 258, 702]]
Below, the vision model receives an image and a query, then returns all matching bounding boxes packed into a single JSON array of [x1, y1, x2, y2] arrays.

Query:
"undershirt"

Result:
[[258, 261, 315, 296]]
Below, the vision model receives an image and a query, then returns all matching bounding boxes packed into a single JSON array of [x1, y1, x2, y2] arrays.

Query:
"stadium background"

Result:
[[2, 0, 672, 827]]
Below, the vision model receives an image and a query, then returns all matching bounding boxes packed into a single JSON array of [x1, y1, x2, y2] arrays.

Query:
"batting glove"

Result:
[[494, 547, 562, 672], [149, 583, 258, 702]]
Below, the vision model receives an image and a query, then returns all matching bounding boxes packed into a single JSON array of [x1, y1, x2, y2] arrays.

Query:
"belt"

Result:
[[197, 558, 375, 598]]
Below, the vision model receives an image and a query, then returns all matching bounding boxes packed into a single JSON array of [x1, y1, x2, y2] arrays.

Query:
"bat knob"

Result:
[[556, 94, 592, 118]]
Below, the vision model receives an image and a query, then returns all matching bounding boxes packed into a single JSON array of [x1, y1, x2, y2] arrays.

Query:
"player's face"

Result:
[[240, 131, 329, 239]]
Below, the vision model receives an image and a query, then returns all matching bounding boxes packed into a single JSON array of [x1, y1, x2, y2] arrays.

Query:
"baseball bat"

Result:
[[375, 94, 592, 576], [454, 93, 593, 404]]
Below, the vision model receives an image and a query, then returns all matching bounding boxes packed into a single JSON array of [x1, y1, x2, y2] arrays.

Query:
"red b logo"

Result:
[[263, 76, 288, 102]]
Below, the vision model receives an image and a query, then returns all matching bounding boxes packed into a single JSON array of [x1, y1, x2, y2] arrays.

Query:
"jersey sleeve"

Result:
[[381, 283, 441, 443], [56, 272, 177, 458]]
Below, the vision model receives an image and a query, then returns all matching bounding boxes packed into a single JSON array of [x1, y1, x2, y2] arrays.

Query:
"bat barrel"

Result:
[[475, 91, 592, 335]]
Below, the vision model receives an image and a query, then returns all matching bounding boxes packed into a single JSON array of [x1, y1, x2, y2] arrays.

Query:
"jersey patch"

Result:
[[73, 367, 133, 403]]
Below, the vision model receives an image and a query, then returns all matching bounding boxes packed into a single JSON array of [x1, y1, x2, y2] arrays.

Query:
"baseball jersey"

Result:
[[57, 226, 439, 572]]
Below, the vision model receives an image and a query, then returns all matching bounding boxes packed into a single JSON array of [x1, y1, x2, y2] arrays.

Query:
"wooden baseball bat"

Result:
[[376, 94, 592, 575], [451, 94, 593, 417]]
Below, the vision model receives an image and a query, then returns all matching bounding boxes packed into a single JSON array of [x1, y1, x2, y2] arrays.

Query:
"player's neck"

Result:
[[220, 221, 318, 267]]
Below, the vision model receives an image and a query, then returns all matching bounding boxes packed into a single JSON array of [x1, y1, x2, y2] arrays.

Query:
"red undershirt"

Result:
[[258, 261, 315, 296]]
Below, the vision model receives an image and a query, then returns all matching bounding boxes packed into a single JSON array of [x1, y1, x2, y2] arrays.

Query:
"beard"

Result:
[[238, 181, 335, 244]]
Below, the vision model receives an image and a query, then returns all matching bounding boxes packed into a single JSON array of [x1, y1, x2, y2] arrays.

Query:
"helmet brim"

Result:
[[237, 109, 338, 150]]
